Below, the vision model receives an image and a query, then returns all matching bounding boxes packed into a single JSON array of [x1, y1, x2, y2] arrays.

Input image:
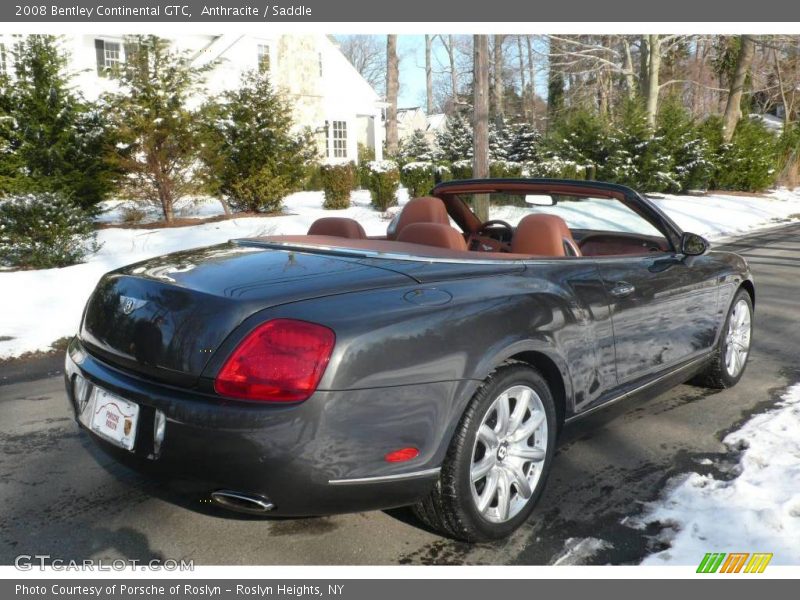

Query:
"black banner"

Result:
[[3, 0, 800, 22]]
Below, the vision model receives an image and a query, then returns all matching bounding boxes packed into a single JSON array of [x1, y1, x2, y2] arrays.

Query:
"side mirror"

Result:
[[681, 232, 709, 256]]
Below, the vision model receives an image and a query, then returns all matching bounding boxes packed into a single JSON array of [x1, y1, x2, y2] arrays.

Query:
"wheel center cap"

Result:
[[496, 443, 508, 461]]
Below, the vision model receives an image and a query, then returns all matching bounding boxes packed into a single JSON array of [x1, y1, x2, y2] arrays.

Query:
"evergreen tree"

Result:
[[0, 35, 116, 208], [489, 119, 510, 161], [508, 122, 544, 163], [434, 113, 473, 162], [398, 129, 433, 163], [104, 35, 209, 222], [198, 71, 316, 213]]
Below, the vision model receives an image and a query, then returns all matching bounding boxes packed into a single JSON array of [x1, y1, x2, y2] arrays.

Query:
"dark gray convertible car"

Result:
[[65, 178, 754, 541]]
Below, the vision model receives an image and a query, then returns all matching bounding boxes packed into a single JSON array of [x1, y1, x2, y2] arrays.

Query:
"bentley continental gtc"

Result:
[[65, 179, 754, 541]]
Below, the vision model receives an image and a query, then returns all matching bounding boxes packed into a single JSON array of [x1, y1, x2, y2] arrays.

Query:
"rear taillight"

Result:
[[214, 319, 335, 402]]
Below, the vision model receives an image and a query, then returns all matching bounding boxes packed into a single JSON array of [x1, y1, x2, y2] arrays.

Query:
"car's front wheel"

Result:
[[414, 363, 557, 542], [693, 287, 753, 389]]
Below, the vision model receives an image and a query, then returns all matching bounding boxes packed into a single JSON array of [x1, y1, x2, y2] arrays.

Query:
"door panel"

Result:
[[598, 253, 720, 384]]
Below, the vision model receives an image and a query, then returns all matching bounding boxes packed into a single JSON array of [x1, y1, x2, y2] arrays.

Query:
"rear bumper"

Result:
[[64, 338, 446, 516]]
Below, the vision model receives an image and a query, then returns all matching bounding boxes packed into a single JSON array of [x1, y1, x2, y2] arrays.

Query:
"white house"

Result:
[[0, 33, 385, 164]]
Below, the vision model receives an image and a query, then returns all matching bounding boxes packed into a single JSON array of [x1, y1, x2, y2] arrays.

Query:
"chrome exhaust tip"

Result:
[[210, 490, 275, 514]]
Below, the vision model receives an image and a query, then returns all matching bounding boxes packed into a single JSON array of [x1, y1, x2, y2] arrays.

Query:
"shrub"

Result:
[[228, 164, 297, 214], [320, 163, 356, 209], [198, 70, 316, 214], [489, 160, 523, 178], [400, 161, 435, 197], [451, 159, 473, 180], [435, 164, 452, 183], [0, 192, 98, 269], [713, 117, 779, 192], [366, 160, 400, 210]]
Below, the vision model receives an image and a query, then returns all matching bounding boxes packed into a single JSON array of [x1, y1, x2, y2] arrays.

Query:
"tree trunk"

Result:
[[492, 34, 505, 126], [385, 34, 399, 156], [645, 34, 661, 130], [425, 34, 433, 114], [526, 36, 536, 124], [639, 36, 649, 97], [516, 36, 527, 121], [473, 35, 490, 222], [622, 37, 636, 99], [448, 35, 458, 105], [722, 35, 756, 143]]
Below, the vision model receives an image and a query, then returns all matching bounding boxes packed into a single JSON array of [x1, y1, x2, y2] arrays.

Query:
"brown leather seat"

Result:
[[511, 214, 582, 257], [388, 196, 450, 239], [307, 217, 367, 239], [396, 223, 468, 251]]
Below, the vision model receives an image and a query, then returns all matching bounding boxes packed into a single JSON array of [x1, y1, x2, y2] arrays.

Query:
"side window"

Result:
[[257, 44, 271, 73], [326, 120, 348, 159], [94, 39, 122, 76]]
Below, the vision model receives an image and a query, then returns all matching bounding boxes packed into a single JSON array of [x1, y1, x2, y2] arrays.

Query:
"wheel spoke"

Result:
[[509, 410, 545, 443], [494, 393, 510, 436], [507, 445, 546, 462], [471, 454, 495, 481], [507, 388, 530, 436], [477, 468, 499, 513], [478, 424, 499, 449], [495, 469, 511, 521], [505, 464, 532, 499]]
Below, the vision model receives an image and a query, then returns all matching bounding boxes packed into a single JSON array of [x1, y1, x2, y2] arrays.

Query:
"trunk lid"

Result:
[[80, 243, 414, 386]]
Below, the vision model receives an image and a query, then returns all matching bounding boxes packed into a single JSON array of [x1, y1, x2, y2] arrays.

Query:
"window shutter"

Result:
[[123, 42, 137, 66], [94, 39, 105, 76]]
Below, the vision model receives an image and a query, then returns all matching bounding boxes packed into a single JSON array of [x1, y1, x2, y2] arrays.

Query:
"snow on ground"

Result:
[[637, 382, 800, 565], [0, 186, 799, 359], [552, 537, 612, 565], [0, 189, 407, 359], [651, 189, 800, 240]]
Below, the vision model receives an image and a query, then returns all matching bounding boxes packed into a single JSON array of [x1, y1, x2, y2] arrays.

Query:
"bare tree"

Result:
[[425, 34, 433, 114], [645, 34, 662, 129], [473, 35, 490, 222], [336, 35, 386, 91], [493, 35, 505, 126], [722, 35, 756, 142], [385, 35, 399, 156]]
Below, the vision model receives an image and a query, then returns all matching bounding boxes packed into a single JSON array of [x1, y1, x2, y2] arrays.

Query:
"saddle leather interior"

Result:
[[388, 196, 450, 240], [396, 222, 468, 251], [511, 214, 582, 257], [307, 217, 367, 239]]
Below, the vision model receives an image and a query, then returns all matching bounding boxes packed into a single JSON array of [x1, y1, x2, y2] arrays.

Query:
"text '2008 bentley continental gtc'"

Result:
[[65, 178, 754, 541]]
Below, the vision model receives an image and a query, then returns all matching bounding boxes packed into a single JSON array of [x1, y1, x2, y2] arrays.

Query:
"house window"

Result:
[[94, 39, 121, 76], [318, 52, 323, 77], [0, 43, 7, 76], [328, 120, 348, 159], [257, 44, 270, 73]]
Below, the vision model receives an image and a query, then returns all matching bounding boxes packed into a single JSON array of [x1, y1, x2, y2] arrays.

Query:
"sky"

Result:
[[379, 35, 547, 110]]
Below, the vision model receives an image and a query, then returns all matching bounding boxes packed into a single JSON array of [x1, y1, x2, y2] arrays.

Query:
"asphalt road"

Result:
[[2, 223, 799, 566]]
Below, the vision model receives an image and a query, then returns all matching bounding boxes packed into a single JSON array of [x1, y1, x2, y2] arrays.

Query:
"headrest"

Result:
[[389, 196, 449, 240], [396, 222, 468, 251], [511, 214, 577, 257], [307, 217, 367, 239]]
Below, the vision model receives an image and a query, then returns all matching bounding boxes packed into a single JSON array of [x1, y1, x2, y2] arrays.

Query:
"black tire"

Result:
[[413, 363, 558, 542], [692, 287, 753, 389]]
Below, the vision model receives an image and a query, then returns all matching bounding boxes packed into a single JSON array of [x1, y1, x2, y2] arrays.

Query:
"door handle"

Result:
[[610, 282, 636, 298]]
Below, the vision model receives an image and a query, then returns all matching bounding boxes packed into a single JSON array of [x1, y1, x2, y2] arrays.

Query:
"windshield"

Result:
[[460, 193, 663, 237]]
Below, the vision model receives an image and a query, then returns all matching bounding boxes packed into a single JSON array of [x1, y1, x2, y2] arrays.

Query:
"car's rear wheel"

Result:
[[413, 363, 557, 542], [692, 287, 753, 389]]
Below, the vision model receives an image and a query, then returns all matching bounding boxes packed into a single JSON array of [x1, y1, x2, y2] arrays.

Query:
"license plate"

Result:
[[89, 387, 139, 451]]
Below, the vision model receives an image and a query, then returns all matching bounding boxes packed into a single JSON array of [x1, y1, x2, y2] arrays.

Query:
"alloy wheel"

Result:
[[725, 298, 752, 377], [470, 385, 548, 523]]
